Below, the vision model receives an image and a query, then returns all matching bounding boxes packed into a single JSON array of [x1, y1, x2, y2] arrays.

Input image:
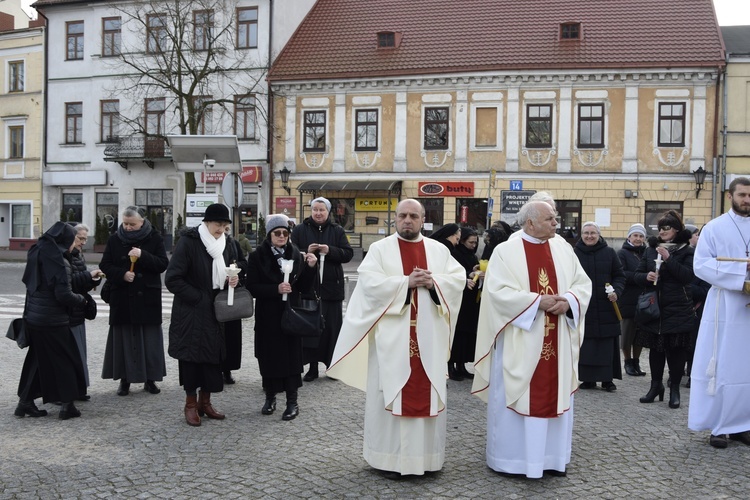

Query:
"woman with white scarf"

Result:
[[166, 204, 240, 427]]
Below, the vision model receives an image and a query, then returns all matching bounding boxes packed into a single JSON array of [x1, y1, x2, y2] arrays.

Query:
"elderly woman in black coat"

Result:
[[100, 206, 168, 397], [166, 204, 240, 426], [574, 221, 626, 392], [247, 214, 317, 421], [634, 210, 695, 409], [17, 221, 88, 420]]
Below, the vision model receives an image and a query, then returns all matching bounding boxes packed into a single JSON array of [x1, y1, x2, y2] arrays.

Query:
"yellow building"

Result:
[[0, 15, 44, 249], [268, 0, 725, 244]]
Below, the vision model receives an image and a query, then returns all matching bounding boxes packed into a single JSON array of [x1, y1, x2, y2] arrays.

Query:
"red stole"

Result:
[[523, 239, 559, 418], [398, 238, 431, 417]]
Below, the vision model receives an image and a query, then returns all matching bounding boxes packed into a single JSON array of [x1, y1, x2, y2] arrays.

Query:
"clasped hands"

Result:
[[539, 294, 570, 315], [409, 267, 434, 290]]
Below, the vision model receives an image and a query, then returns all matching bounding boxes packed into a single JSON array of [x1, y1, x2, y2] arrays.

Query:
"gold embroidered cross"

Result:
[[544, 314, 556, 337]]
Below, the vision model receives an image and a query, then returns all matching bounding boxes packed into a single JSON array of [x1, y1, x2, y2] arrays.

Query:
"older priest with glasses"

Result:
[[472, 201, 591, 478]]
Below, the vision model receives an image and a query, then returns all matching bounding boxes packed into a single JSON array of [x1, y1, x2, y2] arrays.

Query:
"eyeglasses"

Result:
[[658, 225, 673, 231], [271, 230, 289, 237], [76, 236, 88, 242]]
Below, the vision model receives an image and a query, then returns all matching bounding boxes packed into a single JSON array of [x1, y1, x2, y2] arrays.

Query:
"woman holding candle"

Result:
[[634, 210, 695, 408], [247, 214, 317, 421], [100, 206, 168, 397], [165, 203, 239, 426]]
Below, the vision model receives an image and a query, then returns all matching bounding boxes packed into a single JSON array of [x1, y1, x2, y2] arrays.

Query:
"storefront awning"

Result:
[[296, 180, 402, 194]]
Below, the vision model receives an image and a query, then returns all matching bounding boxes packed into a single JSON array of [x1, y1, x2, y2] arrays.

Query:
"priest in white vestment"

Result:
[[472, 201, 592, 478], [689, 177, 750, 449], [328, 199, 466, 477]]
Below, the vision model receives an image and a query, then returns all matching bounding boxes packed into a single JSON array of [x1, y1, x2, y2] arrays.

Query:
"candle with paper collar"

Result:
[[280, 259, 294, 301], [605, 283, 622, 321], [654, 253, 663, 285], [225, 263, 241, 306]]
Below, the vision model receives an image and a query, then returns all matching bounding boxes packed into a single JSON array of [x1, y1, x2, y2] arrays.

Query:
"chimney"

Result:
[[29, 17, 47, 28], [0, 12, 15, 32]]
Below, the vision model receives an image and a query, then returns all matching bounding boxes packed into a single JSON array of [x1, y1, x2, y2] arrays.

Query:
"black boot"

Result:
[[457, 364, 474, 379], [639, 380, 665, 403], [633, 359, 647, 376], [669, 380, 681, 409], [448, 363, 463, 381], [303, 364, 319, 382], [261, 393, 277, 415], [14, 400, 48, 418], [117, 379, 130, 396], [59, 402, 81, 420], [624, 359, 639, 376], [282, 390, 299, 421]]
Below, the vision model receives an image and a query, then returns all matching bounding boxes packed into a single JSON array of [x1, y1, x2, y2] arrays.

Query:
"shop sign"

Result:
[[275, 197, 296, 217], [186, 194, 219, 227], [500, 190, 535, 226], [202, 166, 262, 184], [418, 182, 474, 197], [355, 198, 398, 212]]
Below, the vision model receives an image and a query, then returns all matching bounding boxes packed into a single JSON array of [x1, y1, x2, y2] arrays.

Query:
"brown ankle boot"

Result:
[[184, 395, 201, 426], [198, 391, 225, 420]]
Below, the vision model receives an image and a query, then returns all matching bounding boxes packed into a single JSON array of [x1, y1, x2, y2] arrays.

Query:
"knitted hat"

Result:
[[685, 224, 699, 235], [310, 197, 332, 212], [202, 203, 231, 223], [627, 223, 647, 239], [581, 221, 600, 234], [265, 214, 289, 234]]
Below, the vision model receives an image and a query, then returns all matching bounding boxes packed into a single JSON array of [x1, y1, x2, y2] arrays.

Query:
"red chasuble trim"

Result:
[[398, 238, 432, 417], [523, 240, 560, 418]]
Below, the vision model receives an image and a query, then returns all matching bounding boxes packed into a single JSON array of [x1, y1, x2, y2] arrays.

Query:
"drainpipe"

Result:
[[720, 52, 729, 214], [266, 0, 274, 220], [37, 10, 49, 232]]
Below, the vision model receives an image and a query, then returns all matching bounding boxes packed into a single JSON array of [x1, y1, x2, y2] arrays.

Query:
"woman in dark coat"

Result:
[[247, 214, 317, 421], [221, 229, 248, 385], [291, 197, 354, 382], [574, 222, 626, 392], [100, 206, 169, 396], [429, 223, 461, 253], [69, 223, 104, 399], [166, 203, 240, 426], [635, 210, 695, 409], [617, 223, 648, 377], [450, 227, 480, 381], [17, 221, 87, 420], [481, 221, 511, 260]]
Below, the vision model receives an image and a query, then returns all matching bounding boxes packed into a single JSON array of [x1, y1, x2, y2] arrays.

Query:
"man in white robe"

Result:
[[328, 199, 466, 477], [472, 201, 591, 478], [689, 177, 750, 449]]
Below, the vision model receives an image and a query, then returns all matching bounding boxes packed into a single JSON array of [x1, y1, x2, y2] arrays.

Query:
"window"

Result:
[[526, 104, 552, 148], [424, 107, 449, 150], [11, 204, 31, 238], [416, 198, 444, 236], [657, 102, 685, 147], [66, 21, 84, 60], [234, 95, 256, 139], [100, 100, 120, 142], [66, 102, 83, 144], [645, 201, 683, 235], [577, 103, 604, 148], [236, 7, 257, 48], [102, 17, 121, 57], [8, 61, 24, 92], [355, 109, 378, 151], [475, 107, 498, 147], [561, 22, 581, 40], [145, 98, 165, 135], [193, 10, 214, 51], [147, 14, 167, 54], [303, 110, 326, 152], [328, 198, 354, 231], [96, 192, 119, 235], [135, 189, 173, 236], [378, 32, 394, 48], [556, 200, 581, 244], [9, 126, 24, 158], [62, 193, 83, 223], [192, 96, 213, 134]]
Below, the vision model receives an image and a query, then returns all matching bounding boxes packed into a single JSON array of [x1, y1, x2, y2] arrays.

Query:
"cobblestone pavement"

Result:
[[1, 252, 749, 498]]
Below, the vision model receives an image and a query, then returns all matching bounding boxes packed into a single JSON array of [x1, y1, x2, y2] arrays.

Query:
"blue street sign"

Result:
[[510, 180, 523, 191]]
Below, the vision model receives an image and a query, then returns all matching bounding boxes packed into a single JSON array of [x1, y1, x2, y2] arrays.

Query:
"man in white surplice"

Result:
[[328, 199, 465, 478], [689, 177, 750, 449], [472, 201, 591, 478]]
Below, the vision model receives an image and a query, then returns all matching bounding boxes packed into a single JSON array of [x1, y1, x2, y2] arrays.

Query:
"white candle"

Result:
[[225, 263, 241, 306], [280, 259, 294, 301], [654, 254, 663, 285]]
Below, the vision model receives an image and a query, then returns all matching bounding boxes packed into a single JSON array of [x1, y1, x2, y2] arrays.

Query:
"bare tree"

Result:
[[104, 0, 269, 193]]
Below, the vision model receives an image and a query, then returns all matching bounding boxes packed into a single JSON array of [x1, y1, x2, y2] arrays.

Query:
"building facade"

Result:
[[0, 13, 44, 249], [268, 0, 725, 244]]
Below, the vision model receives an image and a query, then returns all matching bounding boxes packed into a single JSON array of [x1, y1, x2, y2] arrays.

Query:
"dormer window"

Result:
[[560, 22, 581, 40], [377, 31, 401, 49]]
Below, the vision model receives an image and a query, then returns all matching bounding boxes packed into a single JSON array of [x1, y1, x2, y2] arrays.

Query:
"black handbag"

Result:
[[635, 289, 660, 324], [100, 279, 112, 304], [214, 286, 254, 322], [5, 318, 28, 349], [281, 293, 324, 338], [84, 293, 97, 320]]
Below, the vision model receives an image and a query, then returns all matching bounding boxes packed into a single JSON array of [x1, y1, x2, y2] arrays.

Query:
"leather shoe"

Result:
[[59, 402, 81, 420], [144, 380, 161, 394], [77, 394, 91, 402], [223, 371, 236, 384], [261, 397, 276, 415], [729, 431, 750, 446], [117, 380, 130, 396], [579, 381, 596, 389], [303, 368, 319, 382], [282, 403, 299, 421], [709, 434, 728, 448], [544, 469, 567, 477], [602, 381, 617, 392], [14, 400, 48, 418]]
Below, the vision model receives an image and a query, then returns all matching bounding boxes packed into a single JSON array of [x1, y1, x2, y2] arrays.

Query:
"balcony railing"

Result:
[[103, 136, 172, 169]]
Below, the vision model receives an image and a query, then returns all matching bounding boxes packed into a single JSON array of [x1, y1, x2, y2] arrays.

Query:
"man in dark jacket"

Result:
[[291, 197, 354, 381]]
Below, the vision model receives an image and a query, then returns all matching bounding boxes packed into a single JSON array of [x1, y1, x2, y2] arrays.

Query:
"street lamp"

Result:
[[693, 166, 707, 199], [279, 166, 291, 195]]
